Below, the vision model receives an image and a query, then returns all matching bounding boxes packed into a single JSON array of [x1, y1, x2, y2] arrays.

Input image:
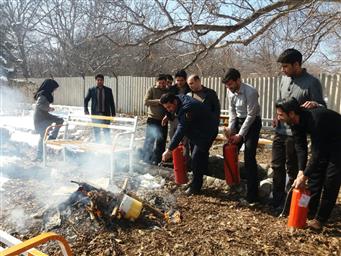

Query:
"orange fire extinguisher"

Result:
[[288, 188, 311, 228], [223, 143, 240, 185], [172, 144, 188, 184]]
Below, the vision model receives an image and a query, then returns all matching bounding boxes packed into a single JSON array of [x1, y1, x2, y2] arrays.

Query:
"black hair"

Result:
[[189, 74, 200, 81], [277, 48, 302, 65], [165, 74, 173, 81], [275, 97, 301, 114], [160, 92, 177, 104], [175, 70, 187, 79], [95, 74, 104, 80], [34, 79, 59, 103], [222, 68, 240, 83], [157, 74, 167, 81]]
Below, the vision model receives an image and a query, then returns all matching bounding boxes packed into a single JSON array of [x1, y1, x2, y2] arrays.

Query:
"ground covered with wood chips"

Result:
[[1, 176, 340, 256], [0, 120, 340, 256]]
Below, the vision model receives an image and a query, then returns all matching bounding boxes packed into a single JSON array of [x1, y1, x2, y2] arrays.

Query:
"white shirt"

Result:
[[227, 83, 261, 138]]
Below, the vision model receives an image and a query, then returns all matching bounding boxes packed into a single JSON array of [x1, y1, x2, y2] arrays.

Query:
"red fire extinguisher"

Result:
[[172, 144, 188, 184], [288, 188, 311, 228], [223, 143, 240, 185]]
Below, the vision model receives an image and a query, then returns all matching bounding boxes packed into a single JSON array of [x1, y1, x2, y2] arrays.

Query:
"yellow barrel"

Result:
[[119, 195, 143, 220]]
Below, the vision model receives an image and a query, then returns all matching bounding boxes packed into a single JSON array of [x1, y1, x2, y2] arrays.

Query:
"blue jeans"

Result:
[[142, 118, 167, 164], [93, 118, 111, 143]]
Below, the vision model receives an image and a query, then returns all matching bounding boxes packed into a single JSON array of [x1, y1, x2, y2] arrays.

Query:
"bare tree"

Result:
[[96, 0, 341, 69], [4, 0, 340, 78], [1, 0, 42, 78], [33, 0, 120, 76]]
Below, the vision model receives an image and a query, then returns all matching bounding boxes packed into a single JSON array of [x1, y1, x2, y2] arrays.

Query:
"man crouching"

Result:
[[276, 97, 341, 230], [161, 93, 218, 195]]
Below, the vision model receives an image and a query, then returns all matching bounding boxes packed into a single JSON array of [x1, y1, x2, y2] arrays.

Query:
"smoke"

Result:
[[28, 132, 135, 209], [0, 175, 9, 192], [0, 82, 29, 115], [147, 124, 164, 140], [1, 101, 168, 233], [7, 207, 30, 232]]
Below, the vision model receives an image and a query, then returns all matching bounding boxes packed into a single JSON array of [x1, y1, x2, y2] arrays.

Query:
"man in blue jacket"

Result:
[[161, 93, 218, 195], [84, 74, 116, 142]]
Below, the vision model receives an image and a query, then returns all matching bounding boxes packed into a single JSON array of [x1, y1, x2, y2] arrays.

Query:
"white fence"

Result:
[[27, 74, 341, 120]]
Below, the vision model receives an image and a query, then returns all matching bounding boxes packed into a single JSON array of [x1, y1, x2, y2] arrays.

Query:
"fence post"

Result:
[[81, 74, 85, 101], [113, 72, 118, 111]]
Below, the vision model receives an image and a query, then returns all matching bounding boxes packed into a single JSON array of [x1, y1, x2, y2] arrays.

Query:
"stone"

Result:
[[259, 178, 273, 198]]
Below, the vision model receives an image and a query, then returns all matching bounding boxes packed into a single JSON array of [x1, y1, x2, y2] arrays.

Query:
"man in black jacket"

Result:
[[187, 74, 221, 126], [161, 93, 218, 195], [84, 74, 116, 142], [275, 97, 341, 230]]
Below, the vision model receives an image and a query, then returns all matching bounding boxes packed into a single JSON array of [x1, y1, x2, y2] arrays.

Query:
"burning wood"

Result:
[[69, 181, 120, 224], [52, 179, 182, 228]]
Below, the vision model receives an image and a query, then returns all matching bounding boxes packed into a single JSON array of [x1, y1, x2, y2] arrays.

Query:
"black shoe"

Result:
[[307, 211, 316, 220], [239, 198, 259, 207], [151, 161, 159, 166], [268, 198, 284, 208], [185, 187, 200, 196], [33, 156, 43, 162], [308, 219, 323, 231], [246, 195, 260, 204]]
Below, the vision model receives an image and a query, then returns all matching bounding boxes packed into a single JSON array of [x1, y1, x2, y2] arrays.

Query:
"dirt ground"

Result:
[[0, 122, 340, 256]]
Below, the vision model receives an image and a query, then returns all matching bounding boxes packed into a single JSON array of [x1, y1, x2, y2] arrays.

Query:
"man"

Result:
[[187, 74, 221, 126], [161, 93, 218, 195], [168, 70, 191, 96], [165, 74, 173, 89], [271, 49, 326, 208], [84, 74, 116, 143], [222, 68, 262, 204], [166, 70, 191, 139], [141, 74, 168, 165], [275, 97, 341, 230]]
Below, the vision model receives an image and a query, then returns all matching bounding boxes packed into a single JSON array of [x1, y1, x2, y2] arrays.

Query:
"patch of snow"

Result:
[[138, 173, 163, 189], [0, 114, 35, 130], [0, 176, 9, 191], [0, 155, 21, 168], [0, 56, 7, 64], [10, 130, 39, 147]]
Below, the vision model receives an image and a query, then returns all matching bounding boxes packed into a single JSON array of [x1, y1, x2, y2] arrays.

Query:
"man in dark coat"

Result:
[[161, 93, 218, 195], [84, 74, 116, 142], [276, 97, 341, 230], [187, 74, 221, 126]]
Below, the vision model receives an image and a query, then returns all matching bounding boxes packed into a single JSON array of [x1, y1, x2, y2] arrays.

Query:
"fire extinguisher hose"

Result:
[[279, 186, 294, 218]]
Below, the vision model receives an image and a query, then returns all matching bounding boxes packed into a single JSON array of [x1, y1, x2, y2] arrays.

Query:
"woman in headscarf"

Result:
[[33, 79, 64, 160]]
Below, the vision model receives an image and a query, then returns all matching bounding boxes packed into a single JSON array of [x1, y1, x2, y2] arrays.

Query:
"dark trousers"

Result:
[[235, 117, 262, 202], [142, 118, 168, 164], [190, 143, 211, 191], [308, 151, 341, 223], [271, 134, 298, 204], [36, 117, 64, 159], [93, 115, 111, 143]]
